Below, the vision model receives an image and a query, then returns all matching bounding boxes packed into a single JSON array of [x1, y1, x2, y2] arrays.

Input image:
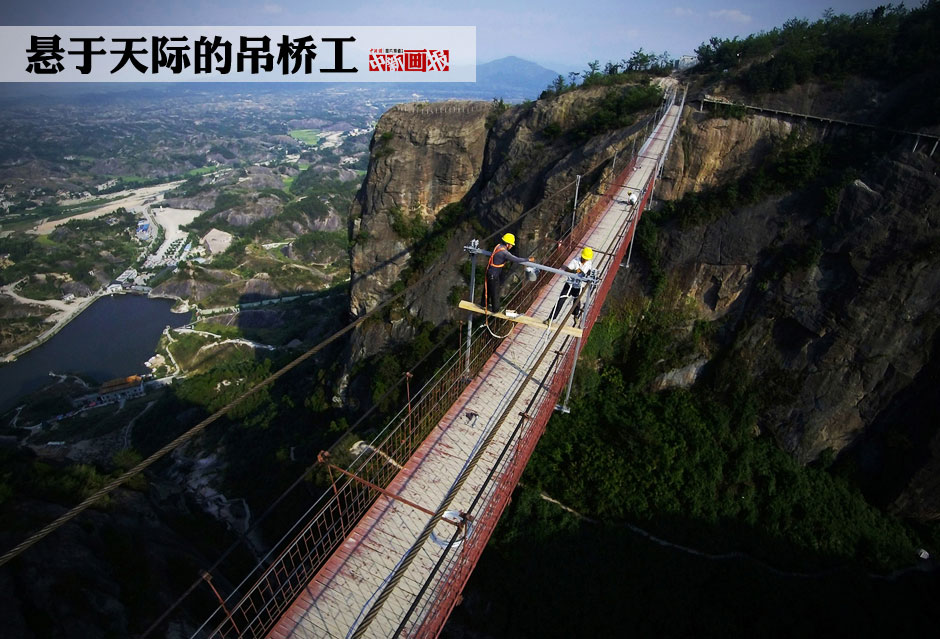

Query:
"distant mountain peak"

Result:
[[475, 56, 560, 100]]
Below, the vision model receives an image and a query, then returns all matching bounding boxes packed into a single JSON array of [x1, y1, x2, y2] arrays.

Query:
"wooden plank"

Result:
[[457, 300, 583, 338]]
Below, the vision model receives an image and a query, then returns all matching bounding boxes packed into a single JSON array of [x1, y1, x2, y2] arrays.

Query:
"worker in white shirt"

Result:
[[544, 247, 594, 325]]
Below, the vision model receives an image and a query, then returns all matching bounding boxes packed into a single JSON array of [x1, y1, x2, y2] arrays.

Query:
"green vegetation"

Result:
[[185, 166, 218, 177], [574, 84, 663, 138], [521, 287, 924, 572], [169, 174, 211, 198], [454, 484, 940, 638], [388, 205, 429, 241], [388, 201, 483, 294], [0, 209, 139, 291], [209, 144, 236, 159], [289, 167, 358, 201], [257, 187, 292, 202], [374, 130, 395, 158], [291, 230, 348, 263], [694, 2, 940, 123], [210, 191, 244, 214], [96, 175, 164, 194], [653, 130, 871, 229], [704, 102, 747, 120], [540, 50, 674, 100], [288, 129, 320, 146], [485, 98, 508, 129], [0, 448, 124, 509], [174, 357, 276, 426]]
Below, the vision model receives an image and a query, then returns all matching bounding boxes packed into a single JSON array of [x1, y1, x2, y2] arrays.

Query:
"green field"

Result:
[[288, 129, 320, 146], [185, 166, 218, 177]]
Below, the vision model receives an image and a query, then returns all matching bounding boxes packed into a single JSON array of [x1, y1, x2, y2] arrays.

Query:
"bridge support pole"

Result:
[[557, 283, 597, 413], [624, 216, 637, 268], [201, 571, 240, 635], [572, 174, 581, 234], [405, 372, 413, 432], [466, 246, 478, 377]]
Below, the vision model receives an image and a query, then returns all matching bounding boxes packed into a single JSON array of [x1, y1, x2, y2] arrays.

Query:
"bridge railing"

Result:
[[196, 214, 597, 636], [197, 327, 498, 637], [403, 97, 680, 635], [406, 163, 658, 639]]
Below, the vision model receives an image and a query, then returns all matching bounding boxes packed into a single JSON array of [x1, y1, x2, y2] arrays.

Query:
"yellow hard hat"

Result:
[[502, 233, 516, 245], [581, 247, 594, 260]]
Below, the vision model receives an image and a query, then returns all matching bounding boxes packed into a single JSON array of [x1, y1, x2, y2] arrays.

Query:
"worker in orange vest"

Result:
[[485, 233, 533, 313]]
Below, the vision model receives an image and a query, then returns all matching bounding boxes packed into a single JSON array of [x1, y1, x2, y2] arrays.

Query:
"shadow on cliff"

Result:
[[104, 287, 358, 635], [835, 332, 940, 513]]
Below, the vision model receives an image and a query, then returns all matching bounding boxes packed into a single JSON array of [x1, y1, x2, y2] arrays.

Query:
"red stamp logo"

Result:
[[369, 48, 449, 72]]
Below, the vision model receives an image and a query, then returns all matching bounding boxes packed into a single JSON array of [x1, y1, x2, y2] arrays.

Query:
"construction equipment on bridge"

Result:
[[457, 300, 584, 337], [463, 239, 599, 341]]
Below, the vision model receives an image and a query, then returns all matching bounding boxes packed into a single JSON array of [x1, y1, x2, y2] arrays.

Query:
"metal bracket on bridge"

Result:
[[317, 452, 471, 533], [463, 241, 600, 287]]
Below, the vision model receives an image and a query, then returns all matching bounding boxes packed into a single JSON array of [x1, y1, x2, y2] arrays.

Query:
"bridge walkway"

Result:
[[267, 102, 683, 639]]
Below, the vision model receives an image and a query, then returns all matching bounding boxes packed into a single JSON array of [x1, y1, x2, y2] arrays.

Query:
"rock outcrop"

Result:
[[649, 102, 940, 519], [660, 110, 798, 199], [348, 101, 491, 320], [347, 89, 649, 363]]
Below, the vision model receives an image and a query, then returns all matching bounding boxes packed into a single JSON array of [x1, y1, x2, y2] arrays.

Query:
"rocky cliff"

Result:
[[348, 101, 491, 321], [347, 89, 650, 363], [648, 103, 940, 520]]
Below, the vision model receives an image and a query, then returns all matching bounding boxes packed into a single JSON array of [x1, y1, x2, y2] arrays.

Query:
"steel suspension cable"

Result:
[[393, 327, 569, 637], [1, 125, 637, 619], [0, 262, 453, 569], [140, 321, 467, 638], [145, 174, 601, 632]]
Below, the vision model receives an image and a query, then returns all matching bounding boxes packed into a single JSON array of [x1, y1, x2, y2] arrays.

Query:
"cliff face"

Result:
[[653, 105, 940, 519], [660, 110, 799, 198], [0, 486, 221, 638], [347, 89, 643, 363], [348, 101, 491, 321]]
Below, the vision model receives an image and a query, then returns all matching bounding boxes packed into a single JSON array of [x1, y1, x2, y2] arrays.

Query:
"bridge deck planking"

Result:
[[268, 104, 681, 639]]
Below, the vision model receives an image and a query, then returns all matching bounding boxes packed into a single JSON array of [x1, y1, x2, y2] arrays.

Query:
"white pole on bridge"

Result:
[[571, 175, 581, 233]]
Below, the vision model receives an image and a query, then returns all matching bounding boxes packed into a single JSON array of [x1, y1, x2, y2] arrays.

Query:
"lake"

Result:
[[0, 294, 190, 413]]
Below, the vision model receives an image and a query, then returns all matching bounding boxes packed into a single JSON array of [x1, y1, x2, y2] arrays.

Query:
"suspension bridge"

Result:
[[186, 87, 686, 638], [0, 85, 686, 638]]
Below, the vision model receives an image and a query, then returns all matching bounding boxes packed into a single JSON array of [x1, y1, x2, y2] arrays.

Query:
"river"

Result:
[[0, 294, 190, 413]]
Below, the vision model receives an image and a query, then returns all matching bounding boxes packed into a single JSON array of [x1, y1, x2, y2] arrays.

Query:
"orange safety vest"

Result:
[[487, 244, 508, 271]]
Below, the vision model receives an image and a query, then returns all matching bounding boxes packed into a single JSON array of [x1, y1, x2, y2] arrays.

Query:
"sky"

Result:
[[0, 1, 897, 74]]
